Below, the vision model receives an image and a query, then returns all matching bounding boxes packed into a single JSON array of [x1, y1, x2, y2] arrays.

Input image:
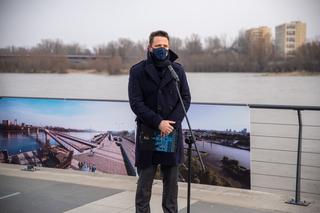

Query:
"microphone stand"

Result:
[[169, 65, 206, 213]]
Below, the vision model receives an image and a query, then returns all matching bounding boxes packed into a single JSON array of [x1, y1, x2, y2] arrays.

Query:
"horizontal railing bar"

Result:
[[2, 96, 320, 111]]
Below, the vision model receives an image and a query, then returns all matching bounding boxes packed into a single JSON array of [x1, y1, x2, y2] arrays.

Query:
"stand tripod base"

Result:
[[285, 198, 310, 206]]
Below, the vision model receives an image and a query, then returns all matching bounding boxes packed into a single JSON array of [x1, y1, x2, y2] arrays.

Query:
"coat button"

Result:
[[158, 90, 162, 94], [157, 106, 162, 111]]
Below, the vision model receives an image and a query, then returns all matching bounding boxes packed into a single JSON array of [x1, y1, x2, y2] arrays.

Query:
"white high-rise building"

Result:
[[275, 21, 306, 58]]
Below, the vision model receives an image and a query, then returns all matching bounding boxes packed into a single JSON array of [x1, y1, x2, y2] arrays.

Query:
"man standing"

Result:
[[128, 30, 191, 213]]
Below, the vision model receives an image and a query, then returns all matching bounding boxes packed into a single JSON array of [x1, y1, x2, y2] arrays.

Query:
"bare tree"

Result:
[[293, 41, 320, 71], [33, 39, 66, 55], [169, 36, 183, 53], [184, 34, 203, 55], [1, 35, 319, 73], [205, 36, 223, 54]]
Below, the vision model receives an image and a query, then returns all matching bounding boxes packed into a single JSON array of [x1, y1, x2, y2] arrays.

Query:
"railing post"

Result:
[[286, 109, 310, 206]]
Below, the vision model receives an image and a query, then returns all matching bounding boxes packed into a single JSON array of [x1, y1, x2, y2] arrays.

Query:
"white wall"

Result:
[[250, 109, 320, 199]]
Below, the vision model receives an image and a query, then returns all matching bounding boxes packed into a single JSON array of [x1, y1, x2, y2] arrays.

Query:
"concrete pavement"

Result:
[[0, 163, 319, 213]]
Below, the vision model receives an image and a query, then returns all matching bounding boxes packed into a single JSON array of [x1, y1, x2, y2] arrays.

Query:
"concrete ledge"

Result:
[[0, 163, 319, 213]]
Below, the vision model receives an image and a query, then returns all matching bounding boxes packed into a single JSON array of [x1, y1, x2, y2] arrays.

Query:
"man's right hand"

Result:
[[158, 120, 176, 136]]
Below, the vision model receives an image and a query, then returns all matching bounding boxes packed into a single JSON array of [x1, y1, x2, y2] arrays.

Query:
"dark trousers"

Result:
[[135, 164, 178, 213]]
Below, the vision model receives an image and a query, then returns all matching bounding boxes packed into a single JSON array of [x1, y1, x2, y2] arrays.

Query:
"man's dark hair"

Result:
[[149, 30, 170, 45]]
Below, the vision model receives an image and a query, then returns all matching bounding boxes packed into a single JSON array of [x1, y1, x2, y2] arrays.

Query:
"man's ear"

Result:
[[147, 45, 153, 52]]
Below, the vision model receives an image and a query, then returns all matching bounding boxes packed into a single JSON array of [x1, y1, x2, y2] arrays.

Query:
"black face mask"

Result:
[[151, 47, 169, 61]]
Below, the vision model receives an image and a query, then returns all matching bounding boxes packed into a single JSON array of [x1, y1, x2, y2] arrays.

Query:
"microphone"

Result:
[[165, 60, 180, 83]]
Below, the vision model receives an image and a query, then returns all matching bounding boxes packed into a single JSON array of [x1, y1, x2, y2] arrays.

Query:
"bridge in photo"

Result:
[[42, 129, 98, 154]]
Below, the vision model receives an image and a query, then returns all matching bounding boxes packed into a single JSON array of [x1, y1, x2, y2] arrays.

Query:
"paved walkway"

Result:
[[73, 137, 127, 175], [0, 163, 319, 213]]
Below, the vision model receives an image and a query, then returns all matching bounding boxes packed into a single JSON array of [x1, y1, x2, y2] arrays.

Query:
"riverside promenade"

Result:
[[0, 163, 319, 213]]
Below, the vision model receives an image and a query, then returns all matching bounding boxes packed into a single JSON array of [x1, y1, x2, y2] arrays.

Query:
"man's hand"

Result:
[[158, 120, 176, 136]]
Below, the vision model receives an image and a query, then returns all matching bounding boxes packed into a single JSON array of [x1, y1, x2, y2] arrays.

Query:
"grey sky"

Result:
[[0, 0, 319, 49], [0, 97, 249, 132], [0, 98, 136, 131], [182, 104, 250, 131]]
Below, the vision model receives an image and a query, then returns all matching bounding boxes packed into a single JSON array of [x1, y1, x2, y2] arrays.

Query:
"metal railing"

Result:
[[249, 104, 320, 206]]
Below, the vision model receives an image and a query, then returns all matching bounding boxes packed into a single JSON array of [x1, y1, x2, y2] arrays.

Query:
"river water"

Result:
[[195, 140, 250, 169], [1, 72, 319, 106], [0, 131, 103, 156]]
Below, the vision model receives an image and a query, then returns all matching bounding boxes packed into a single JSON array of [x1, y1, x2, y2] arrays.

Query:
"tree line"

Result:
[[0, 32, 319, 74]]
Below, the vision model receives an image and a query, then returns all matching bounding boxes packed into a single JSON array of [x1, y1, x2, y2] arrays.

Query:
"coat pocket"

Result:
[[139, 124, 177, 153], [139, 124, 156, 151]]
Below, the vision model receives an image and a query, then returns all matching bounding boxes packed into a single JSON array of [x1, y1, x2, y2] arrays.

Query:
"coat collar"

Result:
[[145, 49, 179, 88]]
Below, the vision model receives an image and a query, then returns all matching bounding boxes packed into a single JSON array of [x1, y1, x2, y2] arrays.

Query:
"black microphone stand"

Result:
[[169, 65, 206, 213]]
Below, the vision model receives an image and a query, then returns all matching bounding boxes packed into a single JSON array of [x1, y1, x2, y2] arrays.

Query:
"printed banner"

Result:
[[0, 97, 250, 189]]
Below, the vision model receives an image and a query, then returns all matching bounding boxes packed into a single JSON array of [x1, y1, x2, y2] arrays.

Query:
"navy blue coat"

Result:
[[128, 50, 191, 169]]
